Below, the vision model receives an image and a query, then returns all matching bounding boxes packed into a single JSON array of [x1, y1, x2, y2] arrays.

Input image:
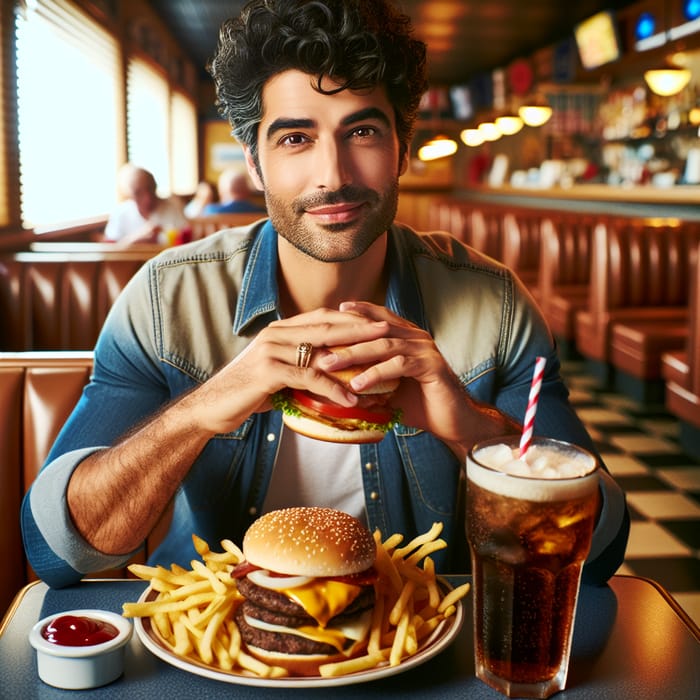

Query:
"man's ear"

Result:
[[244, 147, 264, 191], [399, 149, 409, 176]]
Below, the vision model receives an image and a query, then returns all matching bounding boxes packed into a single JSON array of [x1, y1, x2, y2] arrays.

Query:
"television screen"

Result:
[[574, 11, 621, 69]]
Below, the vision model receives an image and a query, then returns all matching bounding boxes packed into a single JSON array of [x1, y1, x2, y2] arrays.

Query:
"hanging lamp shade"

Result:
[[460, 128, 485, 147], [495, 114, 524, 135], [518, 103, 553, 127], [477, 121, 502, 141], [417, 134, 458, 162], [644, 67, 692, 96]]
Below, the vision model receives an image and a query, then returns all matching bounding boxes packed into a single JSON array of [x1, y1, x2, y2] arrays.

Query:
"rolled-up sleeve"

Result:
[[21, 448, 140, 587]]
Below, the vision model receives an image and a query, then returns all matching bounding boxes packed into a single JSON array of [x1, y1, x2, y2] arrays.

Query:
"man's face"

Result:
[[246, 70, 407, 262], [130, 174, 158, 219]]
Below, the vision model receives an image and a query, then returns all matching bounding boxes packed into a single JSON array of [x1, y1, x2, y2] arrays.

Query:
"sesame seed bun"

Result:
[[325, 347, 400, 396], [242, 507, 376, 577]]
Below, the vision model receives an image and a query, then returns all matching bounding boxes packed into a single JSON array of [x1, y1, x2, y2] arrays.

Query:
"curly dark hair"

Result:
[[208, 0, 427, 165]]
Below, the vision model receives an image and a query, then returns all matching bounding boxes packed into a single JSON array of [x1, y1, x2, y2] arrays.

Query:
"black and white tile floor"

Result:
[[562, 360, 700, 628]]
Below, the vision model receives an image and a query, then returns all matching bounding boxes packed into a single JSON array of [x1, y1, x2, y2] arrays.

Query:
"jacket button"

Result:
[[364, 462, 374, 471], [266, 433, 276, 442], [248, 506, 258, 516], [370, 491, 379, 500]]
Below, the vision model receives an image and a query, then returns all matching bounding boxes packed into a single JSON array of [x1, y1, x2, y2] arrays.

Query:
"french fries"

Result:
[[122, 523, 470, 680]]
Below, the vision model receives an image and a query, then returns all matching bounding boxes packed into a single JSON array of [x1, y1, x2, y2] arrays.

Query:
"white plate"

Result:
[[133, 583, 464, 688]]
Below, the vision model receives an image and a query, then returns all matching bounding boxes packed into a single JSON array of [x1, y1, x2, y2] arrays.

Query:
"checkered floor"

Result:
[[562, 360, 700, 629]]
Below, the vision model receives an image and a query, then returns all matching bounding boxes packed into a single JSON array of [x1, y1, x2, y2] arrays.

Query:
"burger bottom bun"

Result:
[[282, 412, 386, 444], [246, 640, 368, 677]]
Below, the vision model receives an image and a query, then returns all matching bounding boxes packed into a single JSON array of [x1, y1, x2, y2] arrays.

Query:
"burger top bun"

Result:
[[326, 346, 400, 396], [243, 507, 376, 577]]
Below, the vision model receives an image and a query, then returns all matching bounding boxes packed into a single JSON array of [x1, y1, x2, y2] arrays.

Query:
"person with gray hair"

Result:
[[203, 168, 265, 214], [104, 164, 186, 245]]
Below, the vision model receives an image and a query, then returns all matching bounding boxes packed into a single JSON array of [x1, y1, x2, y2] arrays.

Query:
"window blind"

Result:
[[170, 89, 198, 196], [127, 56, 171, 196], [15, 0, 121, 228]]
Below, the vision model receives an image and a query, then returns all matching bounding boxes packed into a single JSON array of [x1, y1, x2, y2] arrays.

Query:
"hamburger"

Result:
[[272, 351, 401, 443], [232, 507, 377, 676]]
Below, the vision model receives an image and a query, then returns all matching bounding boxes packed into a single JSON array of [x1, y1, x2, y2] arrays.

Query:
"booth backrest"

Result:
[[189, 212, 266, 238], [0, 252, 154, 351], [539, 215, 595, 290], [590, 218, 700, 315], [501, 210, 542, 289], [0, 351, 171, 616], [576, 218, 700, 364], [468, 207, 504, 260], [0, 352, 94, 614]]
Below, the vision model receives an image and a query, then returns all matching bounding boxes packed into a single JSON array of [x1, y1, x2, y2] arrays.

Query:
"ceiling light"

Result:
[[644, 67, 692, 96], [518, 104, 553, 127], [495, 114, 524, 135], [417, 135, 458, 162], [478, 122, 502, 141], [460, 128, 485, 147]]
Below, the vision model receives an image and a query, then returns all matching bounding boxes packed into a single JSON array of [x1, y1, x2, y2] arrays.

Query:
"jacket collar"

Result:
[[233, 220, 427, 335]]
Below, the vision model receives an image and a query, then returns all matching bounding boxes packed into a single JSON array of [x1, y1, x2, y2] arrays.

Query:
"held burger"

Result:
[[272, 352, 401, 444], [232, 507, 377, 676]]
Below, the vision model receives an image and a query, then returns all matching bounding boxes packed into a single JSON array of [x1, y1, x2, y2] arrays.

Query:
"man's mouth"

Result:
[[304, 201, 365, 224]]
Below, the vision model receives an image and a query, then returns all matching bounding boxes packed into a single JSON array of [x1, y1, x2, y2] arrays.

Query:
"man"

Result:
[[104, 164, 186, 245], [22, 0, 628, 588], [203, 168, 266, 215]]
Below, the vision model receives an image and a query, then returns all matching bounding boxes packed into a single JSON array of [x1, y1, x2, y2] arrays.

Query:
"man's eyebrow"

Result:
[[266, 117, 315, 141], [341, 107, 391, 128]]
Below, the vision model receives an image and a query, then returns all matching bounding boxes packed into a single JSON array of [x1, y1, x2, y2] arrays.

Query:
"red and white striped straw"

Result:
[[519, 356, 547, 458]]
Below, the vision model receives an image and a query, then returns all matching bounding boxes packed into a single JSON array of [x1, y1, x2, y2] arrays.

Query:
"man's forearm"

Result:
[[66, 396, 212, 555]]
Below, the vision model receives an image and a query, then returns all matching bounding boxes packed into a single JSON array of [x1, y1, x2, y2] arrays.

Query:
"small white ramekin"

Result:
[[29, 609, 133, 689]]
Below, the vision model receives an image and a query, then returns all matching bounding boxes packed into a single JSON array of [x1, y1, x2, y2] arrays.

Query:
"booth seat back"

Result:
[[0, 252, 154, 351], [0, 352, 93, 614], [501, 210, 543, 291], [0, 352, 170, 616], [663, 240, 700, 430], [576, 219, 700, 363], [189, 212, 267, 239]]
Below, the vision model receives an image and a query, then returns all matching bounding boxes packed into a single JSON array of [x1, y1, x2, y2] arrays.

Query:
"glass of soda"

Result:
[[466, 436, 599, 698]]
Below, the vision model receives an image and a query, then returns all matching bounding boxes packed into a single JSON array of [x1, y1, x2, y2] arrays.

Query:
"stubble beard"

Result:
[[263, 181, 400, 263]]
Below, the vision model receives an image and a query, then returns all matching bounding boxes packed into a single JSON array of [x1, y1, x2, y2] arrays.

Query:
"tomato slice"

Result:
[[290, 390, 393, 425]]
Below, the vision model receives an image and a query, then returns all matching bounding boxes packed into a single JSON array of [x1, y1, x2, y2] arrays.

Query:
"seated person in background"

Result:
[[104, 164, 187, 245], [184, 180, 217, 218], [203, 167, 266, 214], [22, 0, 628, 590]]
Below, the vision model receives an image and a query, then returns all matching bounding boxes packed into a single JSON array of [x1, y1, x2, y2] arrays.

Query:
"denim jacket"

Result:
[[22, 221, 628, 587]]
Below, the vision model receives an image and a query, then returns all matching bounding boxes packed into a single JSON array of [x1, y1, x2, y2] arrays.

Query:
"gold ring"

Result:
[[296, 342, 313, 368]]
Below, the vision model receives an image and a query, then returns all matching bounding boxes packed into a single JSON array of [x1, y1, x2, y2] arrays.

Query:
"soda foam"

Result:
[[468, 441, 598, 502]]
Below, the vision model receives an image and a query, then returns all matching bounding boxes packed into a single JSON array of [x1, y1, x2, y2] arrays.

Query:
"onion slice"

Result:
[[247, 569, 312, 590]]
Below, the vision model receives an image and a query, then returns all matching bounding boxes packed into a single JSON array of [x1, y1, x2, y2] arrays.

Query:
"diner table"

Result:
[[1, 575, 698, 699]]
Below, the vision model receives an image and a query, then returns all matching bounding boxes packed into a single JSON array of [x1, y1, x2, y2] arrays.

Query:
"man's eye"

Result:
[[352, 126, 377, 138], [280, 133, 308, 146]]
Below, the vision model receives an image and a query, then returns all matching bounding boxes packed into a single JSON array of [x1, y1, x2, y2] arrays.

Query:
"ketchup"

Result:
[[42, 615, 120, 646]]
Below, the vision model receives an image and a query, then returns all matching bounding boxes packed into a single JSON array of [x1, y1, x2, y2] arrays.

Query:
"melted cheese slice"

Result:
[[243, 609, 372, 653], [281, 580, 362, 627]]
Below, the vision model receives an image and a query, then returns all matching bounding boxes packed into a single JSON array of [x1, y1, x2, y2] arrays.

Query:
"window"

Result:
[[170, 90, 198, 196], [127, 56, 170, 196], [15, 0, 121, 228]]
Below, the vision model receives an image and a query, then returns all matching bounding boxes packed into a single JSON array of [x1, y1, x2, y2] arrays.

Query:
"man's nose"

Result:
[[314, 138, 352, 190]]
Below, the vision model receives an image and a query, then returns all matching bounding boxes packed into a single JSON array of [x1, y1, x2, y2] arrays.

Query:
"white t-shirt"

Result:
[[262, 427, 367, 525], [104, 197, 186, 242]]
